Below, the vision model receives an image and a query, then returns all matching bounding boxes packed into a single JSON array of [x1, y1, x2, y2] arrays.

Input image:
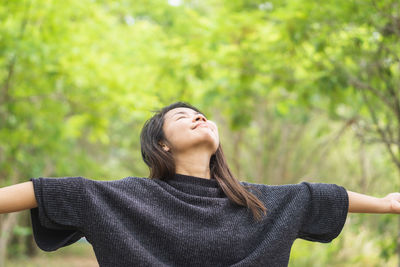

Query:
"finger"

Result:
[[394, 193, 400, 201], [387, 193, 400, 201], [391, 198, 400, 213]]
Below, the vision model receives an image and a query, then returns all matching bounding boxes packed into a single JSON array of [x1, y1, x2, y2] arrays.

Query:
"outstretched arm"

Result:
[[347, 190, 400, 213], [0, 181, 38, 214]]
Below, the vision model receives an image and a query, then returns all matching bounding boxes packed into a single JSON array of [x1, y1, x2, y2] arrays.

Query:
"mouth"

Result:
[[193, 122, 208, 129]]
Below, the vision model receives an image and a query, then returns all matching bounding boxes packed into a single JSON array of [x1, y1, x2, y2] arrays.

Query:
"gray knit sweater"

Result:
[[29, 173, 348, 266]]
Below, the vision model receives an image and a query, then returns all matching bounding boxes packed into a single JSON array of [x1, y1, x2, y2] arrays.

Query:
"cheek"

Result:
[[164, 123, 187, 144]]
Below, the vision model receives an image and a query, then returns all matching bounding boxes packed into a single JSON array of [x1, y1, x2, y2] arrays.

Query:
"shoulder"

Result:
[[239, 180, 345, 205], [240, 180, 347, 202], [240, 180, 344, 193], [81, 176, 163, 190], [28, 176, 165, 196], [76, 176, 171, 202], [240, 181, 310, 204], [240, 180, 308, 194]]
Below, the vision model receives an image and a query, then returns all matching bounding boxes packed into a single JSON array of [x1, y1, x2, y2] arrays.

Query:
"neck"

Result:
[[174, 150, 212, 179]]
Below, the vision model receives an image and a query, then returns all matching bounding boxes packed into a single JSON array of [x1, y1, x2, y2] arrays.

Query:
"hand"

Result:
[[382, 193, 400, 214]]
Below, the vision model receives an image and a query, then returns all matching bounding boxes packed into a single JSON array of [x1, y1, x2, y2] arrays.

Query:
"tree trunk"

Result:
[[398, 215, 400, 267], [232, 130, 243, 178], [0, 212, 19, 267], [358, 139, 368, 194], [397, 165, 400, 267]]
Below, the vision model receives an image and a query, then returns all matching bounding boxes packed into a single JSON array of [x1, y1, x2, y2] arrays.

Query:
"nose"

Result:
[[194, 113, 207, 122]]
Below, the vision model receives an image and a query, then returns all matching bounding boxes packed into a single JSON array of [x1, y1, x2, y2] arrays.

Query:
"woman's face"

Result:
[[162, 107, 219, 155]]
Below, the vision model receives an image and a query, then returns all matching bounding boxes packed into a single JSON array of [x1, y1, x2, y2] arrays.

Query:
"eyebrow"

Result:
[[172, 111, 203, 118]]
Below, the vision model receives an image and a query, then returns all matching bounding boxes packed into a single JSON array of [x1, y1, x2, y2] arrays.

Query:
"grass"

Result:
[[5, 242, 98, 267]]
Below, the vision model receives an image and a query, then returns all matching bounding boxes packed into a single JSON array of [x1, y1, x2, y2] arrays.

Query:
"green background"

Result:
[[1, 0, 400, 266]]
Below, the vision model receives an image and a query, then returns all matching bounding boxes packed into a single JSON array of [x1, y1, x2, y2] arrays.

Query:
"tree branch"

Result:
[[357, 86, 400, 169], [349, 77, 395, 112], [363, 138, 400, 146]]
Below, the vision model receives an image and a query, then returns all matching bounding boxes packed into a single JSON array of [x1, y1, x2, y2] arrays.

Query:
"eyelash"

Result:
[[176, 115, 207, 120]]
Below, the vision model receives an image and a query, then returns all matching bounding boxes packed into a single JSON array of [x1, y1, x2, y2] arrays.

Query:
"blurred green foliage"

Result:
[[0, 0, 399, 265]]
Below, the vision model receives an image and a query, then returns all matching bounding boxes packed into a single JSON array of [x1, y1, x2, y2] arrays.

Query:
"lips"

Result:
[[194, 122, 208, 129]]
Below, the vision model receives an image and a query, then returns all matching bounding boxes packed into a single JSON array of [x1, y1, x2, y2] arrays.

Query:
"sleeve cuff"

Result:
[[29, 177, 85, 251]]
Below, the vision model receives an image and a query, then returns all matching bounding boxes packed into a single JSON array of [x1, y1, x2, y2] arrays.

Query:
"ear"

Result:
[[158, 142, 170, 152]]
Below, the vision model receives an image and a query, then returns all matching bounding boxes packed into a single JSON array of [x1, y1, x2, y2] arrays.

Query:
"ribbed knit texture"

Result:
[[30, 174, 349, 267]]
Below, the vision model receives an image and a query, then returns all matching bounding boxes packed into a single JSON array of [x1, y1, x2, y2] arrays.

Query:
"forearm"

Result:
[[347, 190, 393, 213], [0, 181, 38, 213]]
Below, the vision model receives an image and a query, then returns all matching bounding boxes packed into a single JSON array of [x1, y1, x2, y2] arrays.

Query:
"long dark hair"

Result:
[[140, 101, 267, 221]]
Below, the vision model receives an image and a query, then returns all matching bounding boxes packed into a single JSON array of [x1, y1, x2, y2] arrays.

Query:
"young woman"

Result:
[[1, 101, 400, 266]]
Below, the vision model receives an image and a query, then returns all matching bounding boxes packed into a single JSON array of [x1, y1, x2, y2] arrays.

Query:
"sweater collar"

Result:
[[170, 173, 220, 188]]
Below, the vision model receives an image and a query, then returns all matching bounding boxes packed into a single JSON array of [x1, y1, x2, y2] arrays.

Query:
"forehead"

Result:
[[164, 107, 200, 120]]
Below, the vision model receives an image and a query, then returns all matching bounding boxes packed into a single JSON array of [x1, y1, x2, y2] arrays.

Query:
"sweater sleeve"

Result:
[[297, 182, 349, 243], [29, 177, 88, 251]]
